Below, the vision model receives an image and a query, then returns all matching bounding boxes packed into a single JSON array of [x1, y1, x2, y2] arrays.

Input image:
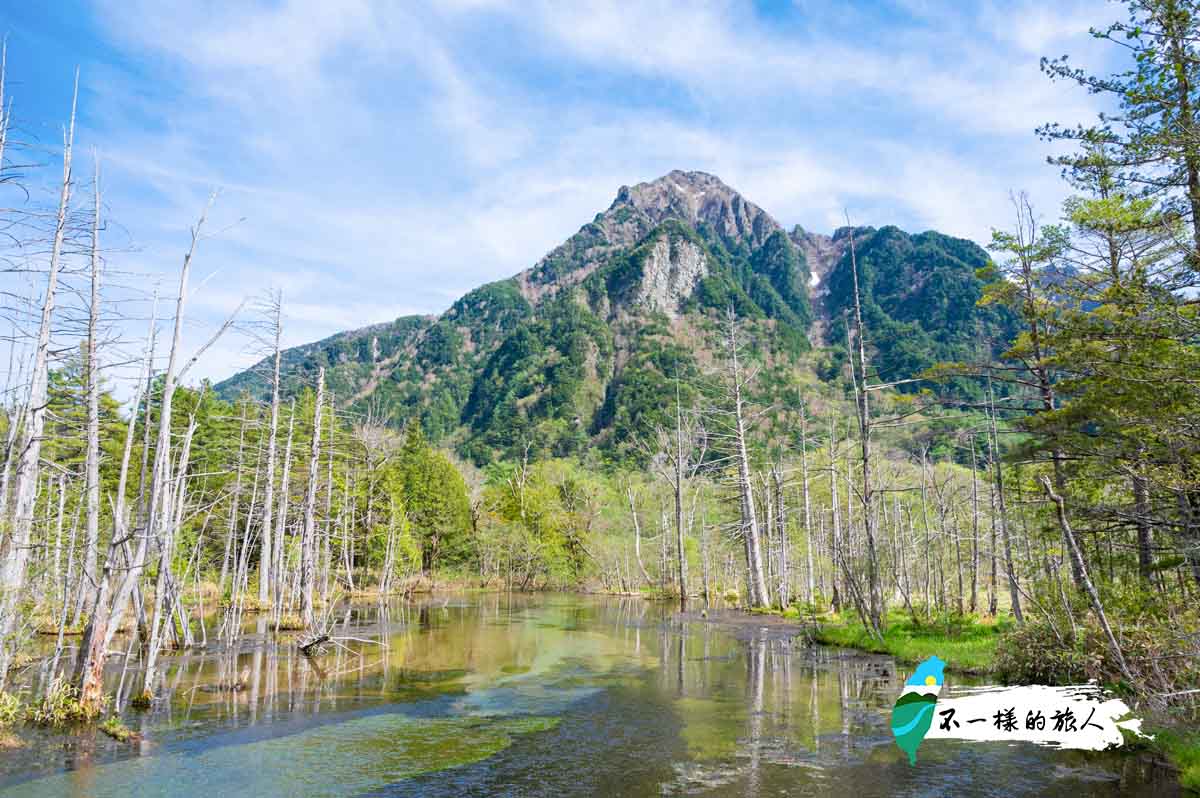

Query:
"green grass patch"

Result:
[[813, 612, 1009, 673], [99, 716, 135, 742], [1155, 729, 1200, 794]]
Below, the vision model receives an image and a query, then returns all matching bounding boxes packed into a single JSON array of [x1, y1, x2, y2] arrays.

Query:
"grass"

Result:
[[26, 677, 103, 726], [0, 691, 22, 726], [99, 716, 135, 742], [812, 611, 1010, 674], [1154, 729, 1200, 794], [275, 613, 306, 631]]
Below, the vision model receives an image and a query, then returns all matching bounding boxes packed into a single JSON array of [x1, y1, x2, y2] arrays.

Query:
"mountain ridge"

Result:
[[217, 170, 1012, 464]]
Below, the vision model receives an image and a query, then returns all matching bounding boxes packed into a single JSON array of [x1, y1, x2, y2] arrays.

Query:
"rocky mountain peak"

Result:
[[609, 170, 781, 249], [519, 170, 779, 300]]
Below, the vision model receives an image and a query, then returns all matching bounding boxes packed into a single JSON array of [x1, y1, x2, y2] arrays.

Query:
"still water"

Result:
[[0, 594, 1177, 797]]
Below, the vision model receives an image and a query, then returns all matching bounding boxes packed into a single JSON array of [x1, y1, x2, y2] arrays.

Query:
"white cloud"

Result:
[[44, 0, 1122, 385]]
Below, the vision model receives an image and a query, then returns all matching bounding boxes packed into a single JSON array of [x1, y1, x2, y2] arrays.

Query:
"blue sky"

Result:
[[3, 0, 1118, 384]]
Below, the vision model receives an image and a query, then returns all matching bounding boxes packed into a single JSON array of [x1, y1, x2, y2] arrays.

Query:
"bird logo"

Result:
[[890, 655, 945, 765]]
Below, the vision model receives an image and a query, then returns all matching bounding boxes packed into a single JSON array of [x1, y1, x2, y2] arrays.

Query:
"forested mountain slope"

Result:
[[217, 170, 1014, 463]]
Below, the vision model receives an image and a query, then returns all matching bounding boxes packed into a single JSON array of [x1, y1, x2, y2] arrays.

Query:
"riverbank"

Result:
[[808, 612, 1007, 675], [699, 605, 1198, 794]]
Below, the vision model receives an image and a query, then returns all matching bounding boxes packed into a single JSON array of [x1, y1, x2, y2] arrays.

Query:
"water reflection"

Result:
[[0, 595, 1180, 797]]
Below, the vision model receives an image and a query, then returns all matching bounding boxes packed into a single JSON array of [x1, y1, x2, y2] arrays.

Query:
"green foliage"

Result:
[[1155, 729, 1200, 794], [593, 335, 700, 465], [99, 716, 134, 742], [814, 612, 1007, 673], [463, 293, 612, 463], [0, 692, 22, 726], [825, 226, 1019, 399], [480, 459, 597, 589], [396, 425, 472, 571], [27, 677, 103, 727]]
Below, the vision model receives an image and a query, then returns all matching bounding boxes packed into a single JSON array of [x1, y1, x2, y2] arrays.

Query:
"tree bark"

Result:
[[299, 368, 324, 633], [725, 314, 768, 608], [259, 296, 283, 604], [0, 82, 76, 686], [1039, 476, 1134, 683]]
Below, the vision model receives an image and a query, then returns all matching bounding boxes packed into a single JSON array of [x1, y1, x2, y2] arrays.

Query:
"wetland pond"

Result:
[[0, 594, 1181, 797]]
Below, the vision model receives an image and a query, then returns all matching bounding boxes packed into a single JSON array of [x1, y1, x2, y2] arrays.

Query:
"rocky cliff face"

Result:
[[631, 235, 709, 318]]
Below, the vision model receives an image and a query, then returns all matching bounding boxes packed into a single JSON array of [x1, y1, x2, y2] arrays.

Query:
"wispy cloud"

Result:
[[8, 0, 1120, 383]]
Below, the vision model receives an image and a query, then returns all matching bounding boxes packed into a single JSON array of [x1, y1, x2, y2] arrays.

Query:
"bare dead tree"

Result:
[[259, 291, 283, 605], [299, 367, 325, 634], [0, 78, 77, 685]]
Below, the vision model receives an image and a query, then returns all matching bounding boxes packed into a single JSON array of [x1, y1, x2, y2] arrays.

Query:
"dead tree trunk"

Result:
[[299, 368, 324, 633], [75, 300, 156, 712], [724, 312, 768, 608], [272, 400, 296, 618], [1039, 476, 1133, 682], [799, 406, 815, 606], [988, 384, 1023, 623], [140, 195, 215, 700], [845, 225, 883, 637], [219, 405, 247, 591], [969, 437, 980, 614], [259, 294, 283, 604], [77, 157, 102, 623], [772, 464, 789, 608], [0, 82, 76, 685]]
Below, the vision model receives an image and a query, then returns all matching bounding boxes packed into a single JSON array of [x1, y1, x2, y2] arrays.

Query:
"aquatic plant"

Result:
[[99, 716, 134, 742], [0, 691, 23, 726], [26, 677, 104, 726]]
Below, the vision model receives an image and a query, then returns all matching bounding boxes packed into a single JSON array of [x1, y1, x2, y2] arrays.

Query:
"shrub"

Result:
[[996, 617, 1095, 685], [997, 609, 1200, 694]]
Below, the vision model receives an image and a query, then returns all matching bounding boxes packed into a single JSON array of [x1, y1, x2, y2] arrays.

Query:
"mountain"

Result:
[[216, 170, 1014, 464]]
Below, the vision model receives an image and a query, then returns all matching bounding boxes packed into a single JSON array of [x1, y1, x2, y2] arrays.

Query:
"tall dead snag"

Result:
[[722, 310, 769, 608], [140, 195, 215, 700], [844, 223, 883, 638], [74, 298, 156, 712], [797, 403, 815, 605], [77, 155, 103, 623], [987, 382, 1023, 623], [827, 417, 842, 613], [969, 436, 980, 614], [0, 80, 76, 685], [259, 293, 283, 605], [218, 405, 247, 591], [299, 368, 325, 634], [647, 379, 706, 610], [625, 484, 653, 588], [771, 463, 788, 608], [271, 400, 296, 619]]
